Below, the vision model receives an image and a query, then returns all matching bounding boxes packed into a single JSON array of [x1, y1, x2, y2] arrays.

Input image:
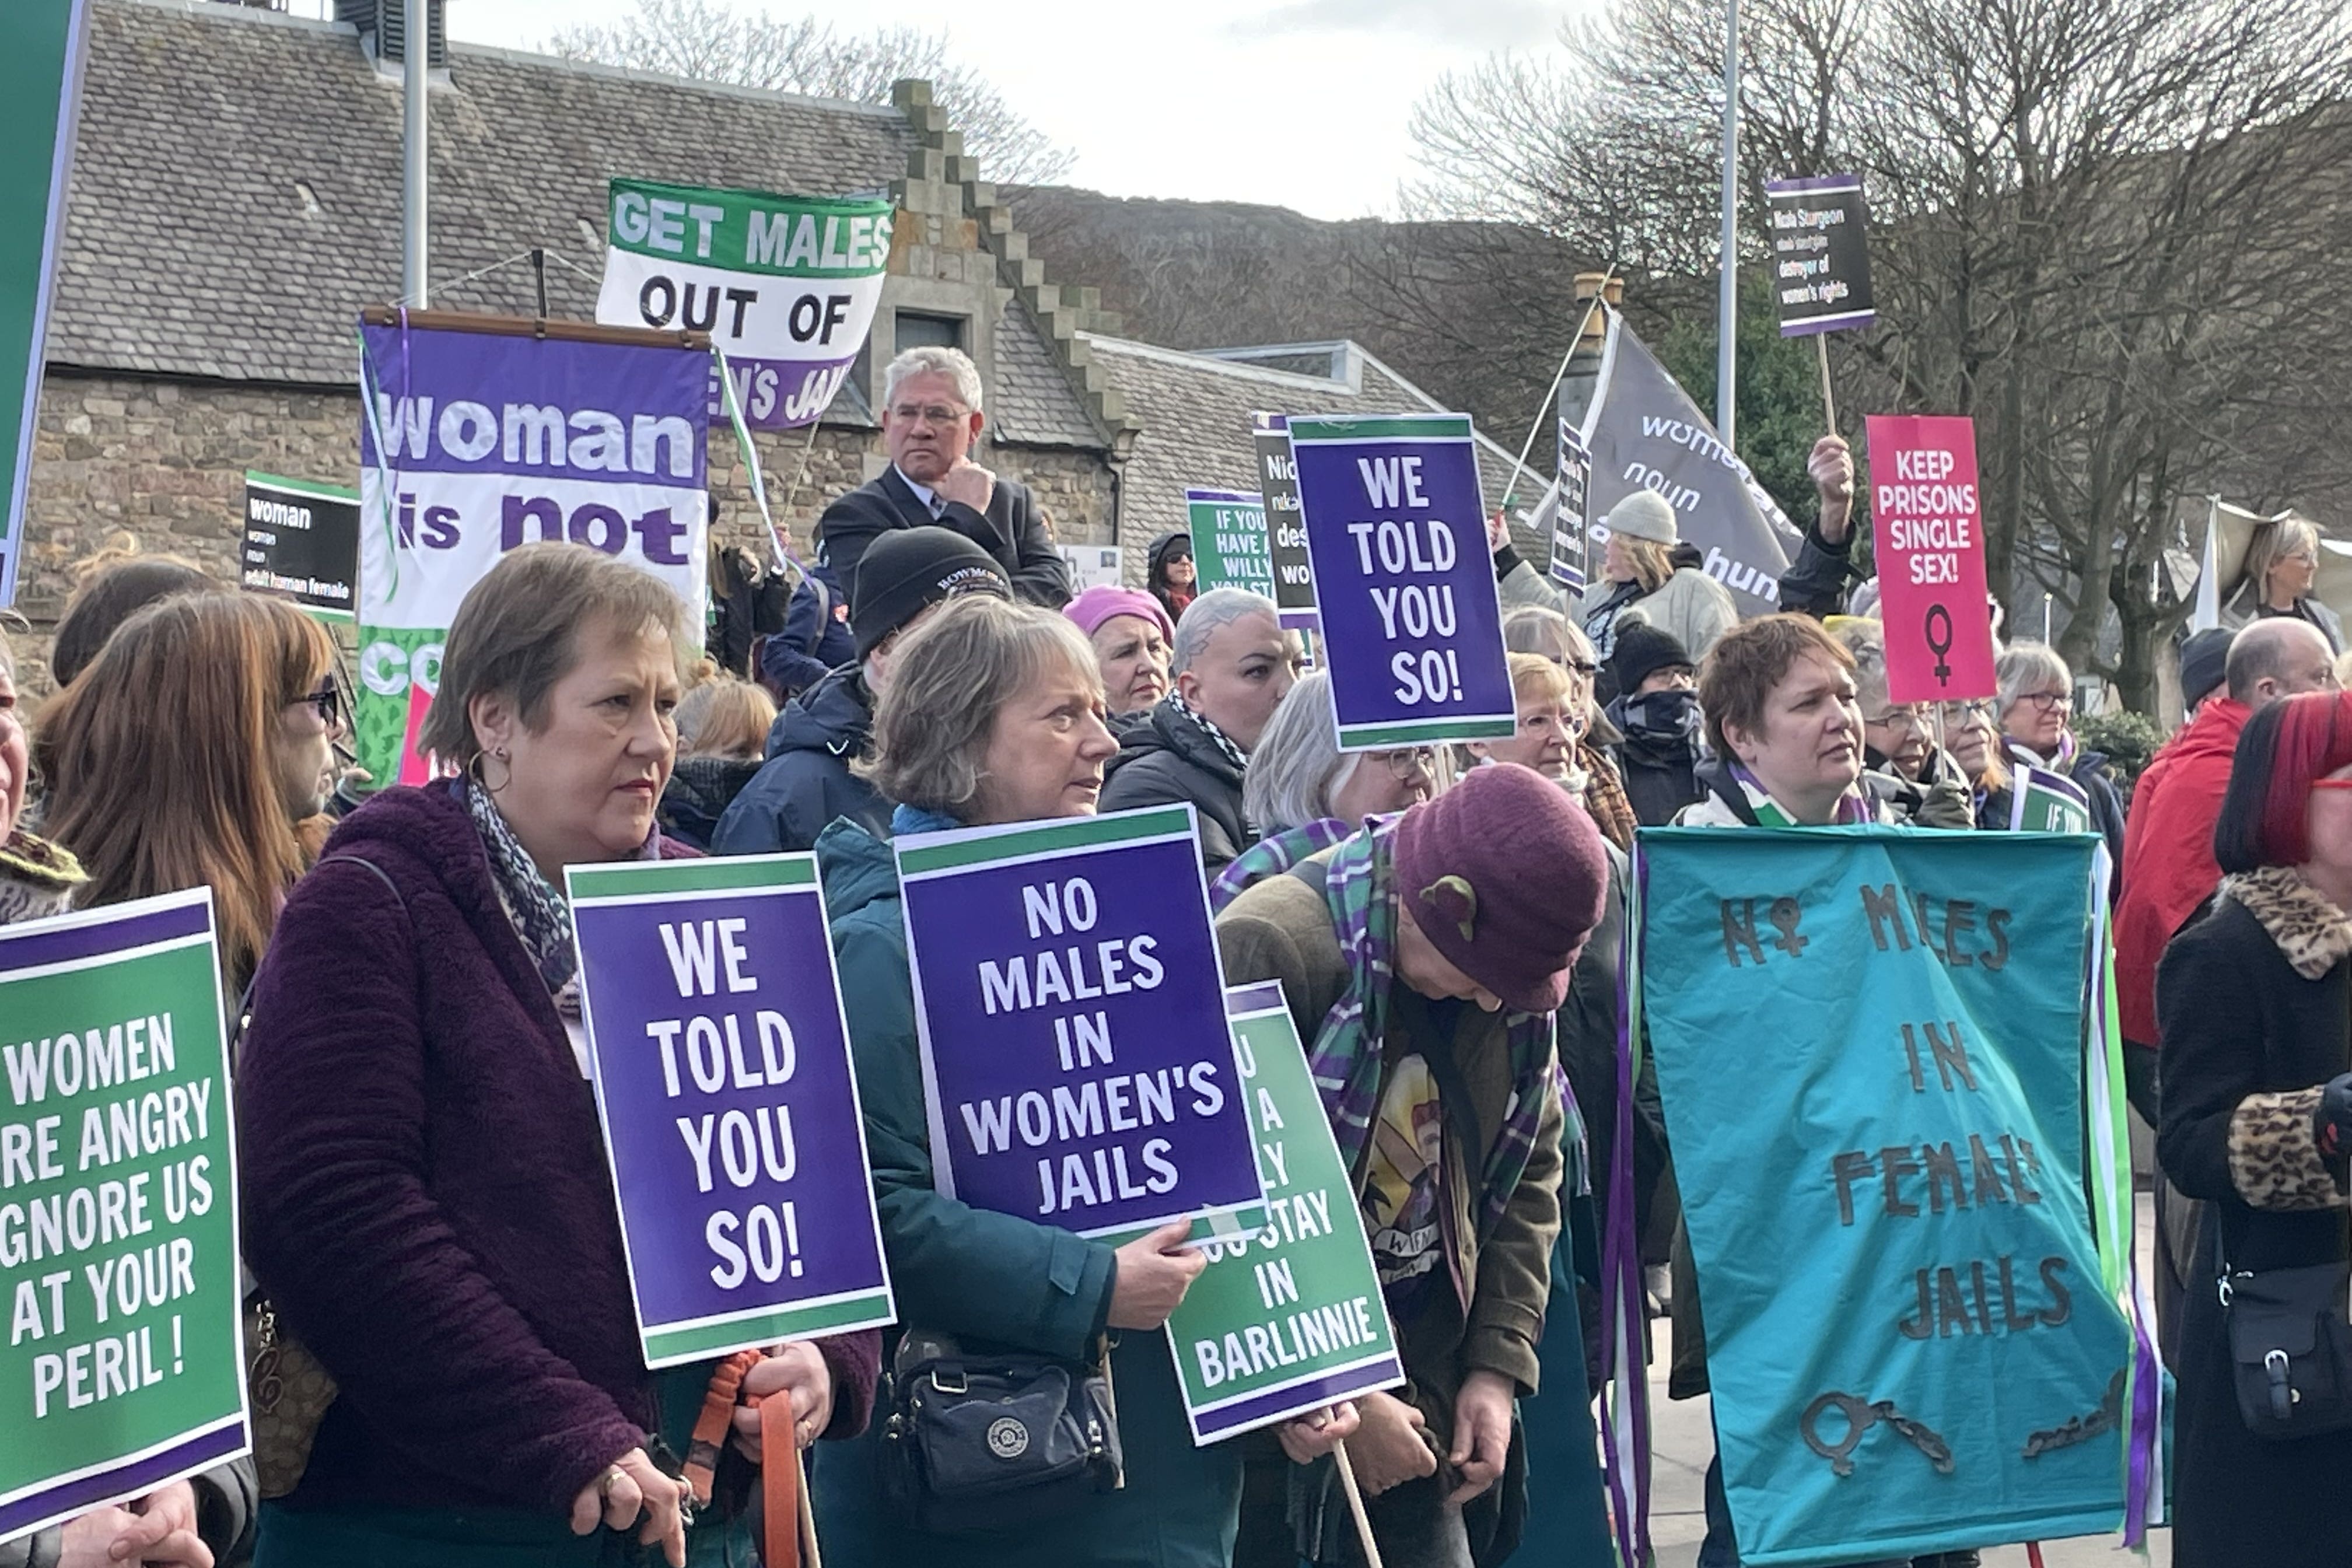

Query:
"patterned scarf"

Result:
[[1727, 761, 1877, 827], [461, 778, 580, 1006], [1309, 818, 1560, 1236], [1578, 744, 1639, 853], [1168, 691, 1251, 776], [1210, 818, 1350, 914], [1583, 579, 1648, 662]]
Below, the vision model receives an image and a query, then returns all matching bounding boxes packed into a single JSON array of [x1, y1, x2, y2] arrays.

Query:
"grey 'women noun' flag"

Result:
[[1522, 307, 1800, 619]]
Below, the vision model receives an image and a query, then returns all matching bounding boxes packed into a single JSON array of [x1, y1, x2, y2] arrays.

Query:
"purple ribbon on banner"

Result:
[[1598, 848, 1654, 1566]]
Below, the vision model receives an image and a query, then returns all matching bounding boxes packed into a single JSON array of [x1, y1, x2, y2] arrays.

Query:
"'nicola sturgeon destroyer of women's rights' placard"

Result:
[[896, 807, 1268, 1241]]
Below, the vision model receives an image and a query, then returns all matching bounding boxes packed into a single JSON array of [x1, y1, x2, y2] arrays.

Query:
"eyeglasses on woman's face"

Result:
[[1376, 747, 1438, 782], [295, 675, 348, 735], [1863, 705, 1927, 735], [2018, 690, 2073, 713]]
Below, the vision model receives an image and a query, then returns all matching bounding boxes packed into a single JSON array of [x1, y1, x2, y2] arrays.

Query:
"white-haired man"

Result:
[[817, 345, 1072, 607]]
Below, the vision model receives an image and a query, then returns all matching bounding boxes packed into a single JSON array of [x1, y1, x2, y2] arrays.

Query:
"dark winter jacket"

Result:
[[237, 785, 877, 1548], [1605, 688, 1706, 827], [1096, 701, 1250, 872], [706, 543, 792, 676], [1775, 516, 1861, 618], [810, 808, 1242, 1568], [656, 754, 762, 852], [711, 667, 887, 856], [2158, 866, 2352, 1568], [760, 558, 856, 697], [817, 466, 1070, 608]]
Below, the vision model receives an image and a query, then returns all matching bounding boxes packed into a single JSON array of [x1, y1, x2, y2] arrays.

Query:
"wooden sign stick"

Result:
[[1332, 1440, 1387, 1568], [798, 1450, 824, 1568], [1816, 332, 1838, 432]]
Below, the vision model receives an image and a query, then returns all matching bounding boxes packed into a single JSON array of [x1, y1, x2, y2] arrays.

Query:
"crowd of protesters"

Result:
[[4, 342, 2348, 1568]]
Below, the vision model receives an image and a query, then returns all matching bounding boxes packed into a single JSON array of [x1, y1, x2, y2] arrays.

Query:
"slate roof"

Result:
[[1082, 335, 1521, 579], [52, 0, 1104, 449]]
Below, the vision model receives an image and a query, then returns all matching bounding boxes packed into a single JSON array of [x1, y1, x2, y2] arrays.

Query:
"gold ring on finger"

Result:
[[597, 1466, 625, 1499]]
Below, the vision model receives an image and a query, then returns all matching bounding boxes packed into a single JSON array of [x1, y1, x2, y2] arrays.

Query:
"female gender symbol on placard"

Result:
[[1923, 604, 1955, 686]]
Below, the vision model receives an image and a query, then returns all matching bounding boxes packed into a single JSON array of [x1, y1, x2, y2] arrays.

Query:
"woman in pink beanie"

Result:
[[1065, 584, 1175, 717]]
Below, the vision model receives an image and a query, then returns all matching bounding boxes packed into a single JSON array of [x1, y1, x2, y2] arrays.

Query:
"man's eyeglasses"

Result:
[[890, 402, 970, 428]]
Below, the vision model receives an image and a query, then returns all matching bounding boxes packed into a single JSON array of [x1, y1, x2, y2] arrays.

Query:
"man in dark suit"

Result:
[[817, 346, 1073, 607]]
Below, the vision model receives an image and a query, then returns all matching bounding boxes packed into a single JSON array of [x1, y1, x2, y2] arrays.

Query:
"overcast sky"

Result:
[[442, 0, 1574, 219]]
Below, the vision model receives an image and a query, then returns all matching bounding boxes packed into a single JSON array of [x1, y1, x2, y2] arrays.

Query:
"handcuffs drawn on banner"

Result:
[[1800, 1392, 1955, 1478], [1802, 1366, 2127, 1476]]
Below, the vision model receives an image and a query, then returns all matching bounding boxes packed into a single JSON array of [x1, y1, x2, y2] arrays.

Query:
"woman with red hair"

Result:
[[2157, 688, 2352, 1566]]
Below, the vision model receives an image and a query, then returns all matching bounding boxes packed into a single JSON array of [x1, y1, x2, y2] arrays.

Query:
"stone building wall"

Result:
[[10, 368, 1112, 696]]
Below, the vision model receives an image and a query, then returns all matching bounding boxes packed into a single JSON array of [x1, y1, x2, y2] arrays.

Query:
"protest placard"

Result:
[[354, 316, 709, 787], [1864, 416, 1997, 704], [1059, 543, 1123, 594], [0, 890, 247, 1542], [1251, 414, 1320, 629], [1286, 414, 1514, 750], [1765, 175, 1876, 337], [1186, 487, 1275, 600], [596, 179, 891, 430], [0, 0, 87, 607], [1165, 982, 1402, 1444], [2007, 770, 2094, 835], [1632, 827, 2152, 1563], [566, 855, 893, 1368], [1550, 421, 1592, 591], [1576, 309, 1796, 617], [240, 473, 359, 622], [895, 806, 1267, 1242]]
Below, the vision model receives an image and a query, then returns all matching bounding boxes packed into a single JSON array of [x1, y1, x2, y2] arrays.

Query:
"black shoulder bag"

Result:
[[878, 1328, 1123, 1534], [2216, 1210, 2352, 1439]]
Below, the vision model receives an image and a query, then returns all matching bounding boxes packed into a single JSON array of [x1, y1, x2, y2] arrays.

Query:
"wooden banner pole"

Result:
[[1815, 331, 1838, 432], [1332, 1441, 1386, 1568]]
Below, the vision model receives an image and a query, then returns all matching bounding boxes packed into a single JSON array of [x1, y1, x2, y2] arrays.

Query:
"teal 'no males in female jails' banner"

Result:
[[1634, 825, 2141, 1564]]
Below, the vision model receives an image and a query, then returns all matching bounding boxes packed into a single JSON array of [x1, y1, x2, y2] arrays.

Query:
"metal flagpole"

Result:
[[402, 0, 429, 306], [1716, 0, 1740, 449]]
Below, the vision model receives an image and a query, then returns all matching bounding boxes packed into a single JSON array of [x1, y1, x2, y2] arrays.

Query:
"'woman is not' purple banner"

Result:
[[567, 854, 892, 1368], [895, 806, 1268, 1242]]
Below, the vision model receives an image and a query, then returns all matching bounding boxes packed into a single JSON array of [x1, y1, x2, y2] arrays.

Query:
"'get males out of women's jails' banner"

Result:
[[1633, 827, 2155, 1564]]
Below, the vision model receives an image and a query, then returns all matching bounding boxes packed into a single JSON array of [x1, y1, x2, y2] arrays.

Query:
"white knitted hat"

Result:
[[1604, 489, 1679, 546]]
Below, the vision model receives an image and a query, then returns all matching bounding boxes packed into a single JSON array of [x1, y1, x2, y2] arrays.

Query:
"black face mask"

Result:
[[1617, 688, 1702, 746]]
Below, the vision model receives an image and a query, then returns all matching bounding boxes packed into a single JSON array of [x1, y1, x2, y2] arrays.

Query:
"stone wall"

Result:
[[11, 368, 1115, 696]]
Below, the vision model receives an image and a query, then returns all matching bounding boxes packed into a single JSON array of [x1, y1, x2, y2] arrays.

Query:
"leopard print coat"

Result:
[[2218, 864, 2352, 1211]]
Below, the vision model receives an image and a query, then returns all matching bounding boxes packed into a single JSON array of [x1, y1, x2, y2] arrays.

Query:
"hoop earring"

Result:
[[470, 746, 513, 795]]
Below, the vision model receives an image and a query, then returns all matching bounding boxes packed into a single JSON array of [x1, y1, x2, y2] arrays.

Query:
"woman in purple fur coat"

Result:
[[237, 545, 878, 1567]]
